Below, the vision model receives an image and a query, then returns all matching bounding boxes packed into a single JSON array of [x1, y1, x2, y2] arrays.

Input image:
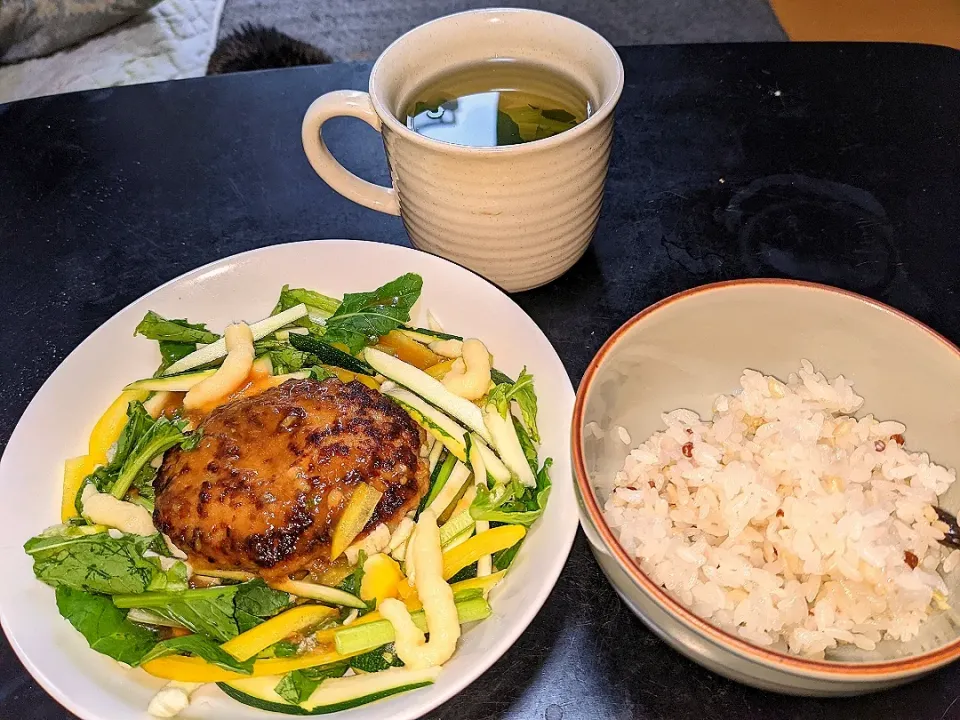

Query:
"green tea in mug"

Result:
[[403, 59, 592, 148]]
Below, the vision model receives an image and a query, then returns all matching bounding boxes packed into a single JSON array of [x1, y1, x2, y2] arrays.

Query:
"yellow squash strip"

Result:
[[88, 389, 151, 464], [377, 330, 442, 370], [424, 359, 456, 379], [395, 579, 422, 610], [62, 389, 152, 520], [61, 455, 98, 521], [330, 483, 383, 561], [441, 525, 526, 580], [450, 570, 507, 595], [142, 647, 358, 683], [221, 605, 337, 662], [359, 554, 404, 607]]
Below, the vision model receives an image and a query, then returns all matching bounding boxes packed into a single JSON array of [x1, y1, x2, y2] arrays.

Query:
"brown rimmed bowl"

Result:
[[573, 279, 960, 696]]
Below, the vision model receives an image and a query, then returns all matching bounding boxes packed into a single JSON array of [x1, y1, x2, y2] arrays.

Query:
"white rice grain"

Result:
[[603, 361, 956, 658]]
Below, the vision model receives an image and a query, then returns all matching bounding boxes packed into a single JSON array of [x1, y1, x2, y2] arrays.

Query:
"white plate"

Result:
[[0, 240, 577, 720]]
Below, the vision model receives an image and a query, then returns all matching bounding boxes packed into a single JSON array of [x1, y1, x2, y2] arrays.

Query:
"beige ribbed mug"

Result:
[[301, 9, 624, 292]]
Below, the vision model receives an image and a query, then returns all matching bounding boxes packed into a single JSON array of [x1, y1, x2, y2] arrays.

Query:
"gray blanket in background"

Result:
[[0, 0, 160, 63], [218, 0, 786, 61]]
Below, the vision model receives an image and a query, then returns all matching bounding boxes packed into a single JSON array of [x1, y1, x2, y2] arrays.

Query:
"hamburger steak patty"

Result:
[[154, 378, 429, 580]]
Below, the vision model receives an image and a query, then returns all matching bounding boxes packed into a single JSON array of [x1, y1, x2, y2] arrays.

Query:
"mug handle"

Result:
[[301, 90, 401, 216]]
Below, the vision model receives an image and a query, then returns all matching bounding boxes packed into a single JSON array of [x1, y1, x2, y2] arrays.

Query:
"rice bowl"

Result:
[[573, 279, 960, 695]]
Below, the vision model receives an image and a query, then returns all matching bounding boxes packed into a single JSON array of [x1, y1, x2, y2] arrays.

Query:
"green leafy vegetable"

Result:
[[110, 414, 195, 499], [141, 635, 254, 674], [113, 585, 240, 642], [275, 670, 318, 704], [267, 346, 315, 374], [56, 586, 158, 666], [348, 643, 404, 673], [337, 551, 366, 598], [487, 367, 540, 442], [274, 663, 349, 704], [272, 285, 341, 329], [322, 274, 423, 354], [25, 530, 165, 595], [135, 312, 219, 371], [74, 400, 197, 509], [135, 312, 219, 345], [146, 560, 190, 592], [492, 540, 523, 571], [234, 579, 294, 632], [158, 341, 198, 368], [262, 640, 299, 659], [309, 366, 335, 381], [470, 418, 551, 527]]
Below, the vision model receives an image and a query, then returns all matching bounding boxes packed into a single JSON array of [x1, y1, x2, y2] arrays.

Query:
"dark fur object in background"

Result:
[[208, 23, 332, 75]]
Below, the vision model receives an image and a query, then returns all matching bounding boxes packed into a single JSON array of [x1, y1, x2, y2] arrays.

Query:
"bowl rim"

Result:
[[572, 277, 960, 677]]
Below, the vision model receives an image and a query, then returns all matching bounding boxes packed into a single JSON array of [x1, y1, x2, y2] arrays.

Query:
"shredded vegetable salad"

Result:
[[23, 273, 551, 717]]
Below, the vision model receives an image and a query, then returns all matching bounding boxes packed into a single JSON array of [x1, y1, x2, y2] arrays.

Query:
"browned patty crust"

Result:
[[154, 378, 428, 580]]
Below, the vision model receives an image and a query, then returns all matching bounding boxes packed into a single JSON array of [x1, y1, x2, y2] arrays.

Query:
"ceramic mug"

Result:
[[301, 9, 624, 292]]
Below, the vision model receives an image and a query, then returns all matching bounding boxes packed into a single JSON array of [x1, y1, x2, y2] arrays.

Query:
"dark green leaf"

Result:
[[56, 586, 157, 666], [235, 579, 294, 620], [274, 662, 349, 704], [322, 274, 423, 354], [337, 551, 366, 598], [265, 640, 300, 658], [275, 670, 319, 704], [541, 108, 577, 123], [348, 643, 404, 673], [492, 539, 523, 571], [158, 341, 198, 368], [113, 401, 155, 470], [25, 530, 163, 594], [110, 415, 193, 499], [496, 111, 524, 146], [141, 635, 254, 674], [113, 585, 240, 642], [135, 312, 218, 345], [269, 346, 315, 374]]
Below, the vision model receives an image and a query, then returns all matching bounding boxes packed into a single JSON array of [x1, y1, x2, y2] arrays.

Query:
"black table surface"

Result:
[[2, 42, 960, 720]]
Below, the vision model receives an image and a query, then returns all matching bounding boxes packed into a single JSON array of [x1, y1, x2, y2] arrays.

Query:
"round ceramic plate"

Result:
[[0, 240, 577, 720]]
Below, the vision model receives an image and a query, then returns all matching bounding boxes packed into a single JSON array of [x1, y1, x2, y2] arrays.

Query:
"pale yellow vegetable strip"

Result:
[[220, 605, 337, 661], [61, 455, 97, 522], [330, 482, 383, 560], [450, 570, 506, 595]]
